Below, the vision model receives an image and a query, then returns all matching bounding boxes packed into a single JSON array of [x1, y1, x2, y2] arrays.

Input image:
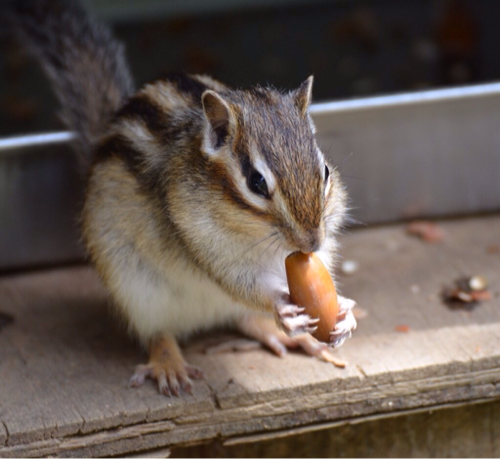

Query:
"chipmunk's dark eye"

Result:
[[324, 164, 330, 183], [248, 171, 269, 198]]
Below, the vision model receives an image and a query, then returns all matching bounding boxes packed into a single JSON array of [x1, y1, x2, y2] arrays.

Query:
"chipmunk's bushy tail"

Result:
[[8, 0, 134, 169]]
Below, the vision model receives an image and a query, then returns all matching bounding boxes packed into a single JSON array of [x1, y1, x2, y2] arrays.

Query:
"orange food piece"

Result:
[[285, 252, 339, 343]]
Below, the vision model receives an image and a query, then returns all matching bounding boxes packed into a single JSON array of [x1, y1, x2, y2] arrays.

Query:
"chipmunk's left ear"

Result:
[[294, 75, 314, 116]]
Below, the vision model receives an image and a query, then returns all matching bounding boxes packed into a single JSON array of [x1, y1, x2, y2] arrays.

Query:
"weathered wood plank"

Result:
[[187, 348, 365, 410], [0, 215, 499, 457], [338, 215, 500, 335], [0, 267, 214, 448], [1, 332, 499, 457], [3, 388, 499, 458], [186, 321, 500, 413], [178, 324, 500, 426]]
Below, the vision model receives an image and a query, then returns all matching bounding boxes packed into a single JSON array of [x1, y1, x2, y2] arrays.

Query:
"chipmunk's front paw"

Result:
[[330, 296, 357, 348], [129, 336, 204, 397], [275, 303, 319, 337]]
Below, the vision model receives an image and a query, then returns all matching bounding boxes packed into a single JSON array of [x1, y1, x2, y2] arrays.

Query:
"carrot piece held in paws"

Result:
[[285, 252, 339, 343]]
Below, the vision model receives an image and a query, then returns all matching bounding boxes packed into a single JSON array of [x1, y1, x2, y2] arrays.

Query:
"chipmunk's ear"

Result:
[[202, 90, 235, 153], [294, 75, 314, 116]]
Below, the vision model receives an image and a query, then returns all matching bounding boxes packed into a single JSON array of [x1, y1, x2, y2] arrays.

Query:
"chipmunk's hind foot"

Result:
[[236, 313, 347, 368], [129, 335, 204, 397]]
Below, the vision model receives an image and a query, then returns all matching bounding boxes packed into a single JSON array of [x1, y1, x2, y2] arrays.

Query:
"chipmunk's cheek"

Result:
[[258, 270, 289, 301], [314, 237, 336, 273], [318, 225, 328, 251]]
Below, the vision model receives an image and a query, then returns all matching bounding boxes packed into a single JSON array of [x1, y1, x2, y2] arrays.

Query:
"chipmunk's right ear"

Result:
[[201, 90, 235, 154]]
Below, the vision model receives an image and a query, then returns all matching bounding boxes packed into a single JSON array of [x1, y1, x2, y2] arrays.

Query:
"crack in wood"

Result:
[[1, 422, 9, 447], [222, 397, 498, 447]]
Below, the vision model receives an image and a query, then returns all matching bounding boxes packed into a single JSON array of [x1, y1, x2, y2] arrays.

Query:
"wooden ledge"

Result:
[[1, 215, 499, 457]]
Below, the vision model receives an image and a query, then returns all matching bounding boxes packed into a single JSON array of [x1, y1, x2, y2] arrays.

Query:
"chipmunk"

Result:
[[11, 0, 357, 396]]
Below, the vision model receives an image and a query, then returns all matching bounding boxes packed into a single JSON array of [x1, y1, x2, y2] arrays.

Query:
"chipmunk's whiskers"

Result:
[[259, 232, 281, 258], [238, 231, 279, 259]]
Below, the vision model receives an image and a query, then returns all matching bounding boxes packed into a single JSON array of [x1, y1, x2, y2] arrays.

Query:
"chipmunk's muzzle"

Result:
[[297, 227, 325, 254]]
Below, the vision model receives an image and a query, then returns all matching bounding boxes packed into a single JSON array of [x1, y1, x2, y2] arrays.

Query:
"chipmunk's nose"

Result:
[[298, 227, 324, 253]]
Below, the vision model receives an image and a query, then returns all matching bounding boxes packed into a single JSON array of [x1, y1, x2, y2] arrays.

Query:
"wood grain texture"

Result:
[[0, 215, 499, 457]]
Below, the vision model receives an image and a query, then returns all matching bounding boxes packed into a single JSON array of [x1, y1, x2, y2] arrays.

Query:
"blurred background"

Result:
[[0, 0, 495, 135], [1, 0, 500, 270]]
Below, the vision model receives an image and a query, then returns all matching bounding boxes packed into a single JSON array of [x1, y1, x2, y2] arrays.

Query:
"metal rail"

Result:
[[0, 132, 75, 152], [310, 82, 500, 114]]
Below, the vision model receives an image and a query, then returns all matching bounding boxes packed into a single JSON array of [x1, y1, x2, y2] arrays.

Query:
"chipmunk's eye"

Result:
[[324, 164, 330, 183], [248, 170, 269, 198]]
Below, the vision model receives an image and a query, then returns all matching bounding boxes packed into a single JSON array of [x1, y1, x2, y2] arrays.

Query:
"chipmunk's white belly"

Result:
[[114, 254, 246, 341]]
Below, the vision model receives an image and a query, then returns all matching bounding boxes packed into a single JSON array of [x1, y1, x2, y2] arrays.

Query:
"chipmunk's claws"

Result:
[[130, 338, 204, 397], [329, 296, 357, 348], [277, 307, 319, 337], [278, 305, 305, 317]]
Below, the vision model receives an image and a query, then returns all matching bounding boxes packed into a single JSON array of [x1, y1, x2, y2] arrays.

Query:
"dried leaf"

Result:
[[487, 244, 500, 254], [407, 221, 445, 243], [470, 290, 491, 301]]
